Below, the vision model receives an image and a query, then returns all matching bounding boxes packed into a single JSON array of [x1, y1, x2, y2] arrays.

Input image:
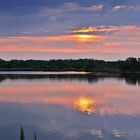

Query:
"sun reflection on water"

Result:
[[74, 97, 96, 115]]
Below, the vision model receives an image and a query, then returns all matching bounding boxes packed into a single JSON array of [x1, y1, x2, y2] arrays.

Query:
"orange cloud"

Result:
[[0, 25, 139, 58]]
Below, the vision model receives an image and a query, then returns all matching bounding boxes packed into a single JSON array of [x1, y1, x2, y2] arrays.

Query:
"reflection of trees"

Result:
[[120, 73, 140, 86], [0, 74, 105, 84], [0, 73, 140, 86]]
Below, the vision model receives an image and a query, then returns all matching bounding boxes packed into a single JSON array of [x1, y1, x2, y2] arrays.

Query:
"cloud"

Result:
[[0, 1, 140, 38], [69, 25, 140, 36], [86, 4, 104, 11], [0, 0, 139, 60], [0, 25, 139, 60], [39, 2, 105, 17], [113, 5, 140, 12], [113, 5, 126, 11]]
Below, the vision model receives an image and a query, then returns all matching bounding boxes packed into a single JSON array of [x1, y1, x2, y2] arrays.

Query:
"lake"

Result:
[[0, 72, 140, 140]]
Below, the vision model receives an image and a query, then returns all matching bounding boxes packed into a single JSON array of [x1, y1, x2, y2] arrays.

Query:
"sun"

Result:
[[74, 34, 95, 41], [78, 34, 94, 39]]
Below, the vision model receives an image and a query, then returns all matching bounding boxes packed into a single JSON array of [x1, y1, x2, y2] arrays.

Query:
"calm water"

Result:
[[0, 72, 140, 140]]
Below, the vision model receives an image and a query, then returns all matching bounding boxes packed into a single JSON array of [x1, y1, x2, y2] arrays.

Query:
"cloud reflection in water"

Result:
[[0, 74, 140, 140]]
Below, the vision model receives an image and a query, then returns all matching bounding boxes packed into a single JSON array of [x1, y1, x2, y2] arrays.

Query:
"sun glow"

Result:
[[74, 97, 96, 114], [79, 34, 94, 39], [74, 34, 95, 41]]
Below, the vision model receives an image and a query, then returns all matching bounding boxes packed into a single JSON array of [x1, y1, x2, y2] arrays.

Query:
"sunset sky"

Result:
[[0, 0, 140, 60]]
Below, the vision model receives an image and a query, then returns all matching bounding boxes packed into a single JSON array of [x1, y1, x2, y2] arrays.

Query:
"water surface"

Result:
[[0, 72, 140, 140]]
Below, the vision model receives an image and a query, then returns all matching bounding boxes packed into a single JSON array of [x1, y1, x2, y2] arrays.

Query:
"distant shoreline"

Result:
[[0, 57, 140, 73]]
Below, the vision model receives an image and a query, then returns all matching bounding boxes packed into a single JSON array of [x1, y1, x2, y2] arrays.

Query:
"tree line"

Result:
[[0, 57, 140, 72]]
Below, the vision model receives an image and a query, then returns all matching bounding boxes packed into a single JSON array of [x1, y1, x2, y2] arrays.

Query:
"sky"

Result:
[[0, 0, 140, 60]]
